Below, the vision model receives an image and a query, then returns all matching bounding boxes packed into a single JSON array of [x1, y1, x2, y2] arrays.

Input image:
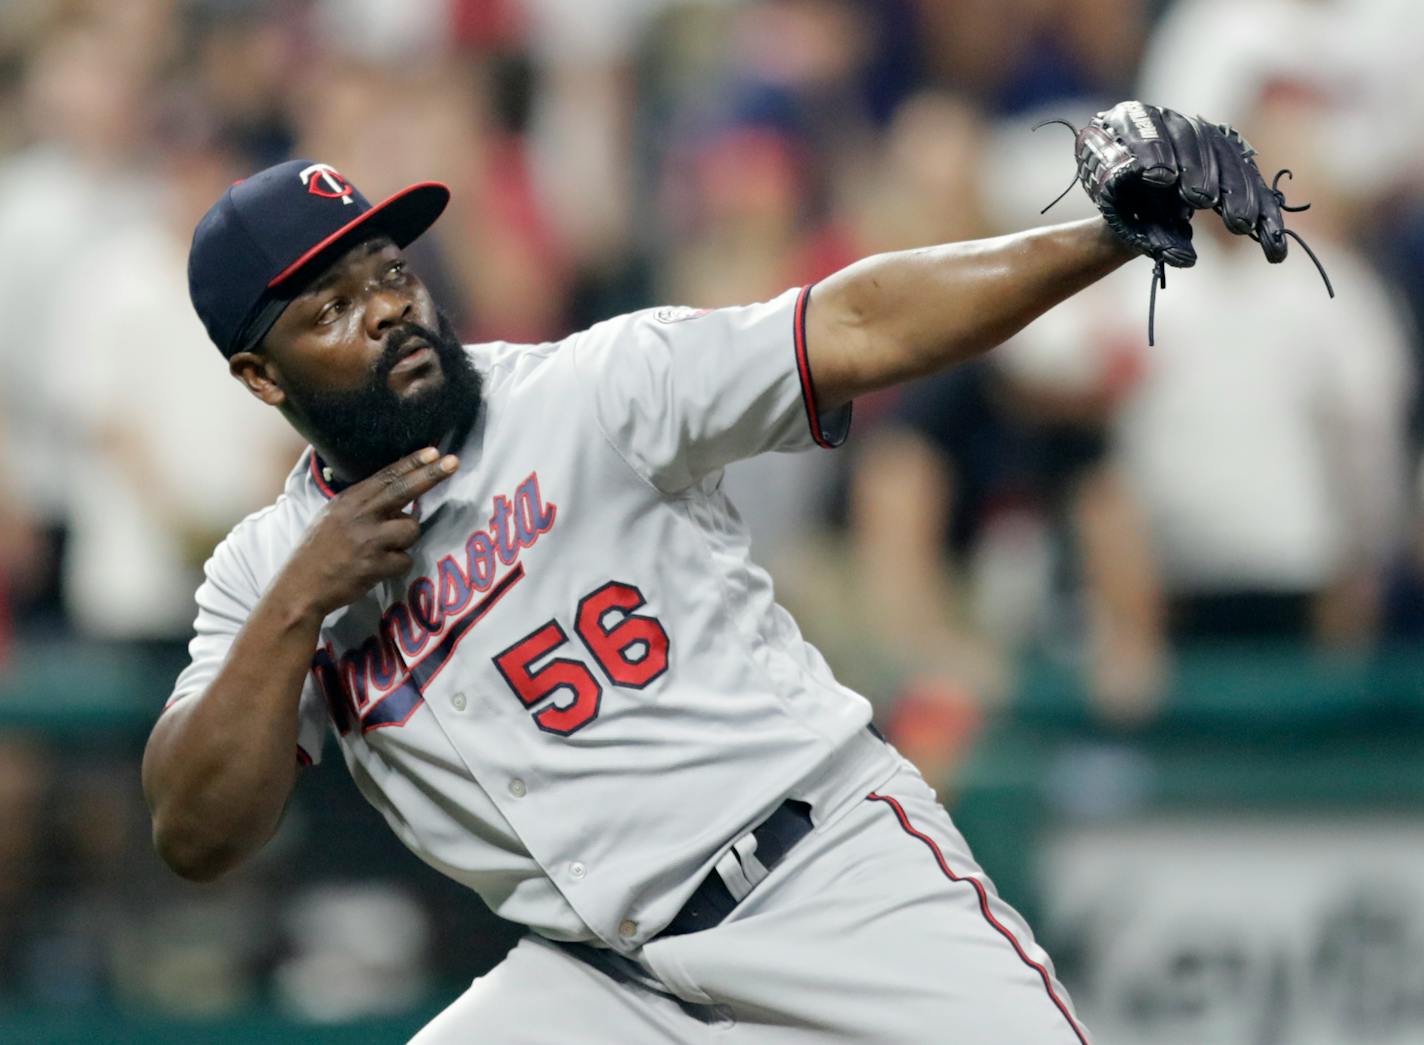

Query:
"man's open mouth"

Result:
[[390, 343, 435, 372]]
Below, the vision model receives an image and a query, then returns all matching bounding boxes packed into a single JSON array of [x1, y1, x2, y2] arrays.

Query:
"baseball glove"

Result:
[[1039, 100, 1333, 343]]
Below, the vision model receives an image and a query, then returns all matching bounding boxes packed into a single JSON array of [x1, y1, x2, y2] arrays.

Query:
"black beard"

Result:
[[283, 310, 481, 480]]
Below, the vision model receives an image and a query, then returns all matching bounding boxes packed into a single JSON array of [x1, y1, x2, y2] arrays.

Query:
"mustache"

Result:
[[375, 321, 443, 378]]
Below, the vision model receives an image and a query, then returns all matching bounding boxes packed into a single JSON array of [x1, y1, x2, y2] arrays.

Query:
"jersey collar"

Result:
[[308, 450, 345, 499]]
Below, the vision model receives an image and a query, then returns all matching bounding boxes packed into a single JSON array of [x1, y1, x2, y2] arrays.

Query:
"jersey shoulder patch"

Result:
[[653, 306, 711, 324]]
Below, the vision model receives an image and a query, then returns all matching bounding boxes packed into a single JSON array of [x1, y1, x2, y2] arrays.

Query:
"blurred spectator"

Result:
[[913, 0, 1148, 113], [0, 16, 155, 634], [189, 0, 299, 168], [1140, 0, 1424, 204], [1151, 94, 1411, 646], [1140, 0, 1424, 446], [851, 91, 991, 255], [313, 0, 453, 66], [658, 121, 854, 307], [849, 355, 1165, 765], [521, 0, 666, 272], [1018, 218, 1412, 648], [652, 0, 877, 309], [44, 96, 300, 643]]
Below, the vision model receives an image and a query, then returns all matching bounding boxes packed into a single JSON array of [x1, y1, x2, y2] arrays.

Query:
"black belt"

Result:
[[659, 797, 814, 938], [656, 726, 886, 939]]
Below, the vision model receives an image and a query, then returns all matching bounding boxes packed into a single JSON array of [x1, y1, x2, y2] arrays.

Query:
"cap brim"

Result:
[[267, 181, 450, 289]]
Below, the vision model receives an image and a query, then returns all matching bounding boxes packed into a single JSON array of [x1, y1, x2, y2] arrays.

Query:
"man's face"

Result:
[[237, 234, 480, 478]]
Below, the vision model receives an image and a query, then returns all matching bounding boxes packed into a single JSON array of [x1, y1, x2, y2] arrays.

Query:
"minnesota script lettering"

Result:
[[311, 472, 555, 733]]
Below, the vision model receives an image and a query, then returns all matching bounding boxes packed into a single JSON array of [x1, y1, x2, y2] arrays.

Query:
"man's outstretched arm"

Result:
[[807, 218, 1133, 410]]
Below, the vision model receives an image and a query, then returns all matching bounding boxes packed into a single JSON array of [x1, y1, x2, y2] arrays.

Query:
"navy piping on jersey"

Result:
[[793, 284, 850, 450], [866, 792, 1090, 1045]]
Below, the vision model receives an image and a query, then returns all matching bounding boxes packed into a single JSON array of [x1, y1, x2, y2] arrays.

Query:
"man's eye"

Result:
[[384, 261, 408, 281], [316, 299, 346, 325]]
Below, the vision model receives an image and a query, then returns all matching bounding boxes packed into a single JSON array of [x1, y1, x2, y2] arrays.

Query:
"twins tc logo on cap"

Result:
[[300, 162, 355, 204]]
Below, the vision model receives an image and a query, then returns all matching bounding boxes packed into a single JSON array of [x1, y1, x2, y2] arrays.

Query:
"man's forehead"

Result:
[[299, 234, 401, 297]]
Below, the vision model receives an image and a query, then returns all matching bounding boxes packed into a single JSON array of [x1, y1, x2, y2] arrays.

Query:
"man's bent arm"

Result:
[[141, 577, 321, 882], [142, 448, 456, 882], [807, 219, 1133, 410]]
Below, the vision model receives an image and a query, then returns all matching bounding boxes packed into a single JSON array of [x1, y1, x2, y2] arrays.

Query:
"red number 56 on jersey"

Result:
[[493, 581, 670, 735]]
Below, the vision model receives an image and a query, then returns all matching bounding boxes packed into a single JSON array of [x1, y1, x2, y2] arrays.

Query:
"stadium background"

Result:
[[1, 1, 1421, 1042]]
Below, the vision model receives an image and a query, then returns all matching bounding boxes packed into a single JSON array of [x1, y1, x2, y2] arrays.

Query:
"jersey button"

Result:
[[618, 919, 637, 939], [569, 862, 586, 880], [450, 691, 468, 712], [508, 778, 527, 798]]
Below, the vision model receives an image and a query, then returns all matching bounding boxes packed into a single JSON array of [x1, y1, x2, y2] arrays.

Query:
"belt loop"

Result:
[[714, 847, 755, 902], [714, 833, 771, 902], [732, 834, 769, 884]]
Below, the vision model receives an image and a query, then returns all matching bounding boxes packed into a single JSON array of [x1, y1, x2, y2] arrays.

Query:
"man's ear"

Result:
[[229, 351, 286, 406]]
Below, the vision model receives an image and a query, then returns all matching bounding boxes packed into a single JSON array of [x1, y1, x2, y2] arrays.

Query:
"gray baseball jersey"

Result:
[[168, 287, 866, 951]]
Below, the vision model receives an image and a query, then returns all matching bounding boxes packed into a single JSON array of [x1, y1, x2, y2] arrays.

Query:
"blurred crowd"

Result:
[[0, 0, 1422, 1021]]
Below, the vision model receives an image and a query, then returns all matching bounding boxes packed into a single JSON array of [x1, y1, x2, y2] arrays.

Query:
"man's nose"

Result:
[[366, 286, 412, 338]]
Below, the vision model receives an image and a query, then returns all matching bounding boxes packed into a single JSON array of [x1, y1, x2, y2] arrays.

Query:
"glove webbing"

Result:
[[1033, 120, 1335, 346]]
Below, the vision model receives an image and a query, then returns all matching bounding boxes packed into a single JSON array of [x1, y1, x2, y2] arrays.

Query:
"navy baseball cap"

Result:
[[188, 159, 449, 357]]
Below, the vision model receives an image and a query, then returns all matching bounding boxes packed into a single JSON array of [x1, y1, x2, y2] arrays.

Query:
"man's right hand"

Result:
[[278, 447, 459, 619]]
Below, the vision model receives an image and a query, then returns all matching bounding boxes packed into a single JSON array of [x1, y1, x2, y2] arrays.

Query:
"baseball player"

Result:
[[143, 105, 1317, 1042]]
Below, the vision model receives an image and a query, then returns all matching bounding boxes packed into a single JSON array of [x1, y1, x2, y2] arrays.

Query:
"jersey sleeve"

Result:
[[571, 286, 852, 492], [165, 530, 327, 767]]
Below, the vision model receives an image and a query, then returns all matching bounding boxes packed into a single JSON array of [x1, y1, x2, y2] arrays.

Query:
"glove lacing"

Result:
[[1266, 168, 1335, 300]]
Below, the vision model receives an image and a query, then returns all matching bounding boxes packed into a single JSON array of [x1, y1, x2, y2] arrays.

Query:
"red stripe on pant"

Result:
[[866, 792, 1089, 1045]]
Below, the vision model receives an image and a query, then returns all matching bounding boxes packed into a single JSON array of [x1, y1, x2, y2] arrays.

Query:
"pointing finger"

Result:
[[350, 447, 437, 503], [368, 453, 459, 514], [351, 446, 437, 497]]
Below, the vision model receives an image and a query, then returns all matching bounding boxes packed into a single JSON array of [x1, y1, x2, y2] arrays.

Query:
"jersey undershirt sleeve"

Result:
[[165, 525, 328, 766], [571, 286, 851, 493]]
